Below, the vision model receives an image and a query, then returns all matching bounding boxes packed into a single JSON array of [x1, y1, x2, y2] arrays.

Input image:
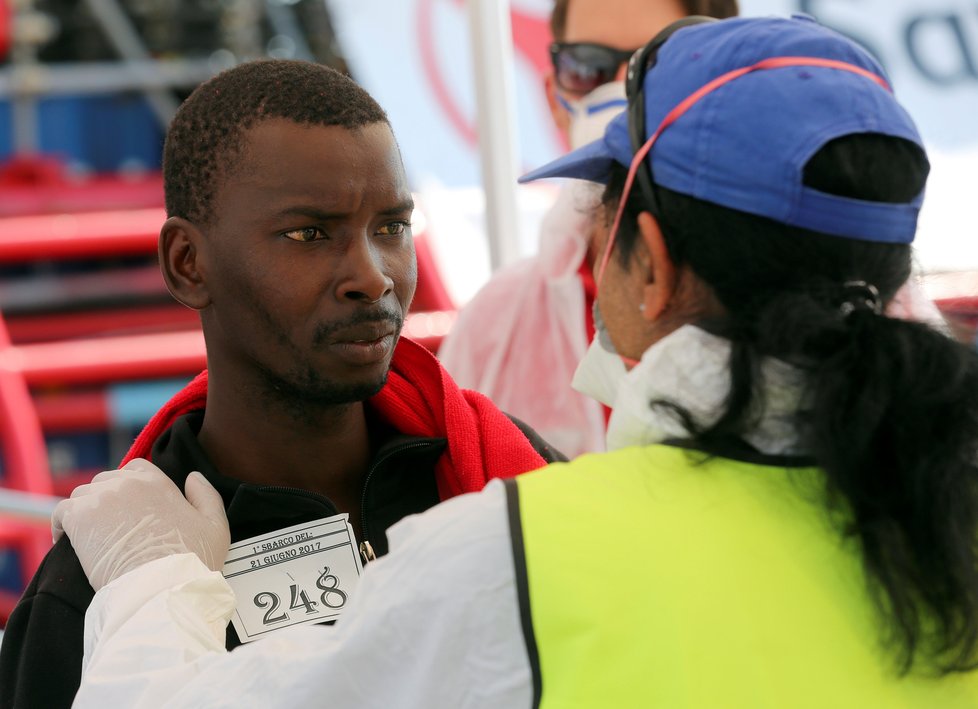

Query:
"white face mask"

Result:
[[558, 81, 627, 150], [571, 303, 628, 408]]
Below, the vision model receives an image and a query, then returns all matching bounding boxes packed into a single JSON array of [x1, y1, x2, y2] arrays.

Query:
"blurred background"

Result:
[[0, 0, 975, 624]]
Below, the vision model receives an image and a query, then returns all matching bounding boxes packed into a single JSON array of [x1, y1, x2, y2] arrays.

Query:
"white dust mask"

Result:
[[559, 81, 627, 150], [572, 302, 628, 408]]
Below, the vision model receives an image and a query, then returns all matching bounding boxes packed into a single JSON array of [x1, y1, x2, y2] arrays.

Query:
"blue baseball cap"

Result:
[[520, 15, 927, 244]]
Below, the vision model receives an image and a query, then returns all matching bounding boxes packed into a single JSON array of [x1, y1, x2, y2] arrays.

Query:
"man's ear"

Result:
[[544, 72, 571, 144], [159, 217, 210, 310], [637, 211, 677, 322]]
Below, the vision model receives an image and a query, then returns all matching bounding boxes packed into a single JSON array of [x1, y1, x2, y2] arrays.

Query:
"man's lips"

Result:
[[329, 322, 397, 345], [325, 321, 399, 366], [329, 334, 396, 366]]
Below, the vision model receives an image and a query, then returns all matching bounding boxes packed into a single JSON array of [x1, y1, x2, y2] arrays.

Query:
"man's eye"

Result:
[[377, 221, 410, 237], [282, 227, 327, 242]]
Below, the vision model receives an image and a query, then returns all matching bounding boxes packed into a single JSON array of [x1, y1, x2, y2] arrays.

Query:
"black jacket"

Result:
[[0, 411, 562, 709]]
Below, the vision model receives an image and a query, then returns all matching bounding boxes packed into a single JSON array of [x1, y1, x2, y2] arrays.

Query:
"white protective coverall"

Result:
[[73, 325, 809, 708], [437, 183, 607, 460]]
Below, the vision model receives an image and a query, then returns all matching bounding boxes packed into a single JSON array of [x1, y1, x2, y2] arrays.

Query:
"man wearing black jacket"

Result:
[[0, 60, 562, 709]]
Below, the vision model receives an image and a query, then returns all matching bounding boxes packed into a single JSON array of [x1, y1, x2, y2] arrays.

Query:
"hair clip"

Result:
[[839, 280, 882, 316]]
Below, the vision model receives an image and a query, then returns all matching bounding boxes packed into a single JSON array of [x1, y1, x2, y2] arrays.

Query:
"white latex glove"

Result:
[[52, 458, 231, 591]]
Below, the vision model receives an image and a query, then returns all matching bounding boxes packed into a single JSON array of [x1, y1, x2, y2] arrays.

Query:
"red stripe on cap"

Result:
[[596, 56, 890, 287]]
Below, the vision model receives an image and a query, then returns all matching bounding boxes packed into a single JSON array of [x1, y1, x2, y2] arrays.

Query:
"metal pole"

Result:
[[82, 0, 181, 128], [466, 0, 522, 271], [0, 59, 218, 97], [11, 86, 38, 154], [263, 2, 316, 62], [8, 0, 48, 154], [0, 488, 60, 523]]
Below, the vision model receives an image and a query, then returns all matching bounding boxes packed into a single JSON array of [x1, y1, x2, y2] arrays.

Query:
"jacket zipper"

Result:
[[359, 440, 438, 561], [252, 484, 337, 507], [250, 440, 439, 564]]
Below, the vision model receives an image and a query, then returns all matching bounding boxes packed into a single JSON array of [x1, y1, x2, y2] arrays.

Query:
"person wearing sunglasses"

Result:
[[438, 0, 738, 462], [59, 16, 978, 707], [544, 0, 738, 141]]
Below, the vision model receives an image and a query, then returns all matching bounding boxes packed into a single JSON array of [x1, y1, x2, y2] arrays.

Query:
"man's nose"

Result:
[[336, 236, 394, 303]]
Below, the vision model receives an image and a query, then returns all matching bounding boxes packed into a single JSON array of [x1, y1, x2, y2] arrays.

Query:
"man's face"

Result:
[[199, 119, 416, 407], [547, 0, 687, 138]]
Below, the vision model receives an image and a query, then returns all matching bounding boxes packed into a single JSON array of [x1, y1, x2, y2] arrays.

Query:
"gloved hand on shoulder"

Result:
[[52, 458, 231, 591]]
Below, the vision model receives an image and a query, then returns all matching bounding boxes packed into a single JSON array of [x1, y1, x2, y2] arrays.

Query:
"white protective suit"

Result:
[[438, 183, 607, 459], [73, 325, 810, 708], [437, 81, 629, 461]]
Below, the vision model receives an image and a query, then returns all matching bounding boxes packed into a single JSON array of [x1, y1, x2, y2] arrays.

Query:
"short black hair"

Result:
[[163, 59, 389, 225]]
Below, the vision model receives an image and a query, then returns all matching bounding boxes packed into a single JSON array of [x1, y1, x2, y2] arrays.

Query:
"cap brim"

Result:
[[518, 137, 617, 184]]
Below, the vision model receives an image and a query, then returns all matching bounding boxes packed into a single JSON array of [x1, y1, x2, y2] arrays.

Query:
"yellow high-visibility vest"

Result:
[[507, 444, 978, 708]]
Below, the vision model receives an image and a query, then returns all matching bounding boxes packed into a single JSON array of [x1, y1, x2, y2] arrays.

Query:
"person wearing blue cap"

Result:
[[54, 15, 978, 707]]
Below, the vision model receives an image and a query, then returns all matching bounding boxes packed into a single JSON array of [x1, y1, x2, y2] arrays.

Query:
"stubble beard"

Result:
[[249, 303, 404, 421]]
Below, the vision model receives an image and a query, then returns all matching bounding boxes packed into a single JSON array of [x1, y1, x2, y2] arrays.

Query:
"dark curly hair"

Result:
[[550, 0, 739, 41], [163, 59, 389, 225]]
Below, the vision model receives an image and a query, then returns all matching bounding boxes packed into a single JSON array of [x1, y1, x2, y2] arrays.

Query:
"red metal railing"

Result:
[[0, 317, 55, 622], [0, 208, 164, 261]]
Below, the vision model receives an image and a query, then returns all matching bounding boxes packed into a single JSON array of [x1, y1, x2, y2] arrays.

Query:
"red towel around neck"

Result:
[[123, 337, 549, 499]]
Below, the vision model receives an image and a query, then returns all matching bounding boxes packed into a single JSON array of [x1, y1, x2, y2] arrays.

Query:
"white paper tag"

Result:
[[222, 515, 363, 643]]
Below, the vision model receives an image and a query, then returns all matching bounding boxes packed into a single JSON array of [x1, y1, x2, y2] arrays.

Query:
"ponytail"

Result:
[[603, 134, 978, 673], [760, 292, 978, 673]]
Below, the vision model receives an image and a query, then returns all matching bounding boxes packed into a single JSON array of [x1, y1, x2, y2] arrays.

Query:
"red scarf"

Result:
[[123, 337, 549, 499]]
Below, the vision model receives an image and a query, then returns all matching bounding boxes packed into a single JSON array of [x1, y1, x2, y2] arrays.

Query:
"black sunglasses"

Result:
[[625, 16, 718, 213], [550, 42, 637, 95]]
